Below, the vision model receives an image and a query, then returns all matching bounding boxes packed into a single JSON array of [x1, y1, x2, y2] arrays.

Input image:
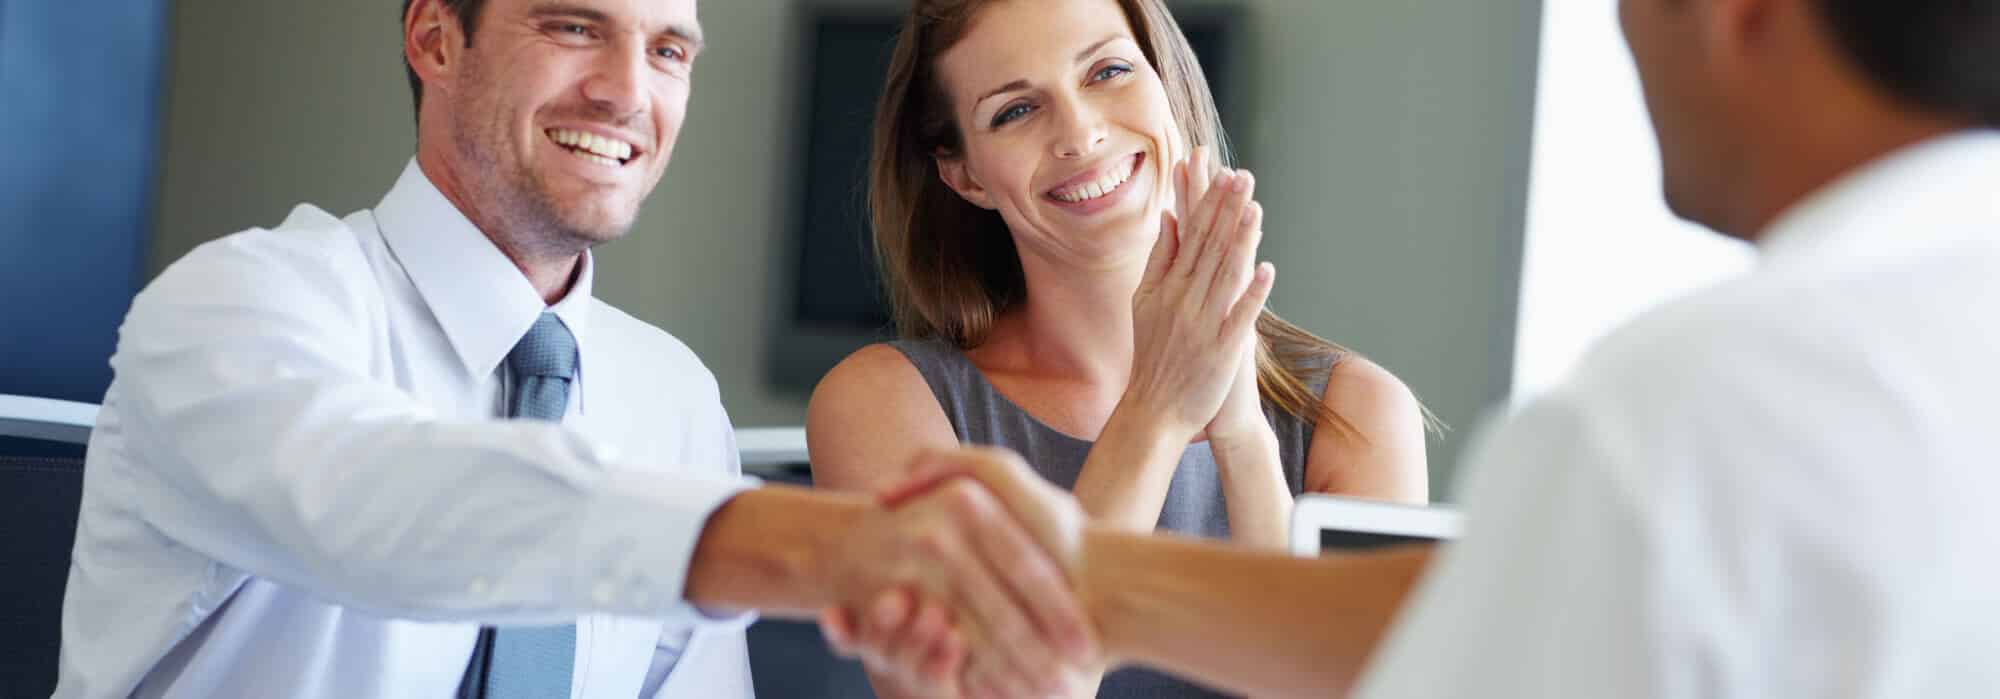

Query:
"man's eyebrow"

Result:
[[527, 2, 704, 52], [527, 1, 610, 24], [658, 22, 704, 53]]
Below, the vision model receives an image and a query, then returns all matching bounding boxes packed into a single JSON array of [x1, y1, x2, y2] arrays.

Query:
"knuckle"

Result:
[[941, 480, 990, 515]]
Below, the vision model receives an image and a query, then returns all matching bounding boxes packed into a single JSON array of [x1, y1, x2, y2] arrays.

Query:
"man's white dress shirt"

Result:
[[1357, 131, 2000, 698], [56, 160, 758, 699]]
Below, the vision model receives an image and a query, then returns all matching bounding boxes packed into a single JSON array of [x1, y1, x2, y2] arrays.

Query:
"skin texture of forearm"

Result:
[[1082, 529, 1434, 698], [682, 486, 870, 619], [1070, 401, 1198, 533], [1209, 427, 1292, 550]]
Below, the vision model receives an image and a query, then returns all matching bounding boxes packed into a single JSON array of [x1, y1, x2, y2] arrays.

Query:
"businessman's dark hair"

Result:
[[1815, 0, 2000, 125]]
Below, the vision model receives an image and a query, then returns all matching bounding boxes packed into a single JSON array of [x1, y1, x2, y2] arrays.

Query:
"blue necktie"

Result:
[[462, 313, 578, 699]]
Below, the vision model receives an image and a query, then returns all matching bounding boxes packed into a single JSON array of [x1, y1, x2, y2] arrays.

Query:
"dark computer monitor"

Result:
[[1291, 495, 1462, 556]]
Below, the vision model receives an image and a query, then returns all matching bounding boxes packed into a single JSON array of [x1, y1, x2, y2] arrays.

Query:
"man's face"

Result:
[[1620, 0, 1741, 232], [435, 0, 700, 250]]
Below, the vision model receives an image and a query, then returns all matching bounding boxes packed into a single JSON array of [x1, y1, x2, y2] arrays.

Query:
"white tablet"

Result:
[[1290, 494, 1463, 556]]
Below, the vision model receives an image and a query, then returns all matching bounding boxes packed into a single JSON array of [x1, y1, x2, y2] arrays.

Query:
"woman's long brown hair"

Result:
[[869, 0, 1419, 441]]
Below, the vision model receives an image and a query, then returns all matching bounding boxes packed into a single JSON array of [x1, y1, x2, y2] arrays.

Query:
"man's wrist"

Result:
[[684, 486, 872, 617], [1077, 527, 1150, 666]]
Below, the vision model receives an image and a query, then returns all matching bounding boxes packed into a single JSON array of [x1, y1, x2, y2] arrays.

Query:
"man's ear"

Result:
[[936, 155, 999, 211], [406, 0, 461, 102], [1700, 0, 1778, 66]]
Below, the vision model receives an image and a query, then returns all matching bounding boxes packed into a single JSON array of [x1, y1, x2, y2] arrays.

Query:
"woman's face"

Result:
[[934, 0, 1184, 270]]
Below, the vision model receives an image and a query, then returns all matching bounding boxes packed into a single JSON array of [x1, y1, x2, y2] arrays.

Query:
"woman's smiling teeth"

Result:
[[547, 128, 635, 168], [1049, 154, 1141, 203]]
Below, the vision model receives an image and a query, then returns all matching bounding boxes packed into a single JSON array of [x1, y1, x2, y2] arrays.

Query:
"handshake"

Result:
[[816, 446, 1103, 699], [688, 445, 1423, 699]]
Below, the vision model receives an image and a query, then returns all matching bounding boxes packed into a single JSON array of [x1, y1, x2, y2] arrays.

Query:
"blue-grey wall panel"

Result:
[[0, 0, 169, 403]]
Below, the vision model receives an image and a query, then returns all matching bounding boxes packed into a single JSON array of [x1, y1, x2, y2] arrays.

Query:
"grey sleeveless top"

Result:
[[889, 339, 1334, 698]]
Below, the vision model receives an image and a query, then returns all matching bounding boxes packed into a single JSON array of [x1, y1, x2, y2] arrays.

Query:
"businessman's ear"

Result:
[[406, 0, 469, 107]]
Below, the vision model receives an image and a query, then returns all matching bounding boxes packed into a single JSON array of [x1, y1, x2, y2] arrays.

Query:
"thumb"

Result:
[[876, 466, 962, 508]]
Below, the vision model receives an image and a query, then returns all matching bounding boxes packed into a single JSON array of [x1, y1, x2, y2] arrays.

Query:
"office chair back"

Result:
[[0, 394, 95, 697], [0, 454, 86, 696]]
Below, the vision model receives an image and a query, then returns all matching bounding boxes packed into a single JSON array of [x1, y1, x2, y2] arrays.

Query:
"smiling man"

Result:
[[51, 1, 1095, 697]]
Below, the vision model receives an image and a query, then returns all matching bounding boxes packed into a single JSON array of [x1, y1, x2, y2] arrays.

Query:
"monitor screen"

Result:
[[1320, 528, 1442, 552]]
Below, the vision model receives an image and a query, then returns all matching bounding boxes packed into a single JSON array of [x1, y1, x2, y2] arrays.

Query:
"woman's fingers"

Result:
[[1208, 199, 1264, 318], [1170, 147, 1218, 279], [1223, 262, 1277, 343], [1192, 172, 1257, 318], [1173, 155, 1191, 220], [1188, 145, 1213, 215], [1172, 171, 1232, 287], [1166, 162, 1206, 282]]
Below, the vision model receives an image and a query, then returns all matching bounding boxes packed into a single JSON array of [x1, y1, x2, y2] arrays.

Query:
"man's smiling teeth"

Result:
[[547, 128, 633, 166], [1050, 156, 1137, 203]]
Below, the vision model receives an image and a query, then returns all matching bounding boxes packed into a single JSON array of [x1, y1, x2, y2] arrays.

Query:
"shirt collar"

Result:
[[1758, 129, 2000, 263], [374, 158, 597, 380]]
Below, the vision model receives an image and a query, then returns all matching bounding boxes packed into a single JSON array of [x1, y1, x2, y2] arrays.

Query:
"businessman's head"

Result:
[[1619, 0, 1996, 238], [399, 0, 702, 262]]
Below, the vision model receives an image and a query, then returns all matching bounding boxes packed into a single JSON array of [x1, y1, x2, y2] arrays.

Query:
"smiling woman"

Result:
[[806, 1, 1436, 697]]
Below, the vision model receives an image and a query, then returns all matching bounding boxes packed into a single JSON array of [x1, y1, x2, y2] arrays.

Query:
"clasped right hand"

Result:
[[1125, 145, 1277, 441]]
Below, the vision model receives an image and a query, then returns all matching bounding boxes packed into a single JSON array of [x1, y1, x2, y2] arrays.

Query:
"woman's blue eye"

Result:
[[991, 104, 1033, 127], [1094, 64, 1132, 81]]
